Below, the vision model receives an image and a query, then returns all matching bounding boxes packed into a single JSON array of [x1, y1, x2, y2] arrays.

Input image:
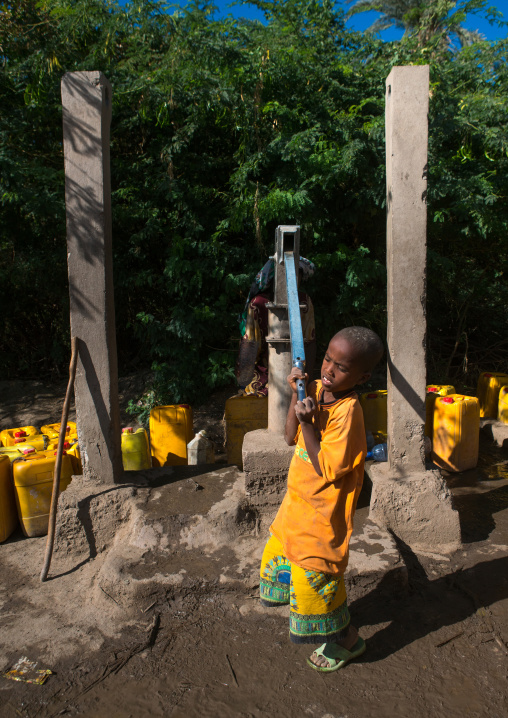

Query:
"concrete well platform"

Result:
[[54, 463, 406, 623]]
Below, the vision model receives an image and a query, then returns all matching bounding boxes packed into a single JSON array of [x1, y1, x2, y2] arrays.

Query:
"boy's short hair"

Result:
[[334, 326, 384, 371]]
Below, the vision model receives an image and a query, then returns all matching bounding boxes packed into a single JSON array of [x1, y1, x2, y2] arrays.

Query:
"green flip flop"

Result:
[[306, 637, 366, 672]]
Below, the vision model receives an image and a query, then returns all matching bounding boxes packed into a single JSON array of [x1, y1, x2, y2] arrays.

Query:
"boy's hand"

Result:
[[295, 396, 316, 424], [287, 367, 308, 393]]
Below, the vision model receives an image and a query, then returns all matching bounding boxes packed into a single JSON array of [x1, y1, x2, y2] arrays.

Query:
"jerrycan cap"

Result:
[[22, 448, 36, 455], [15, 430, 28, 438], [366, 393, 378, 399], [65, 425, 71, 432], [55, 450, 68, 456], [63, 442, 71, 450], [427, 386, 438, 393], [441, 397, 454, 404], [122, 427, 134, 434], [179, 404, 190, 409], [484, 373, 493, 378]]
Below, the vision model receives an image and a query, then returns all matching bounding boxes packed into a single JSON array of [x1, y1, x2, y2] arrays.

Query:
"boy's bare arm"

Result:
[[284, 367, 308, 446], [284, 392, 299, 445], [296, 399, 323, 476]]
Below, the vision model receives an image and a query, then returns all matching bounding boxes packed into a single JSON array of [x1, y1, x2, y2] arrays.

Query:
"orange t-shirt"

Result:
[[270, 381, 366, 576]]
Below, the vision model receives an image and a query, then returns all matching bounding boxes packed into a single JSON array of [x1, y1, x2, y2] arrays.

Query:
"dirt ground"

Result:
[[0, 378, 507, 718]]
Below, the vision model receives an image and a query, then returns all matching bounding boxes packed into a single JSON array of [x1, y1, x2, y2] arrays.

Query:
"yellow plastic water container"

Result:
[[498, 386, 508, 425], [121, 427, 151, 471], [0, 446, 36, 464], [0, 426, 38, 447], [432, 394, 480, 473], [477, 372, 508, 418], [12, 434, 49, 452], [0, 455, 18, 542], [225, 394, 268, 468], [47, 440, 82, 475], [149, 405, 194, 467], [40, 421, 78, 441], [359, 390, 387, 439], [425, 384, 455, 437], [66, 441, 82, 475], [13, 452, 74, 537]]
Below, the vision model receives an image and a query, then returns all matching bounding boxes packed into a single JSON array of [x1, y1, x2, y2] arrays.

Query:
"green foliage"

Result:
[[346, 0, 505, 48], [0, 0, 507, 409]]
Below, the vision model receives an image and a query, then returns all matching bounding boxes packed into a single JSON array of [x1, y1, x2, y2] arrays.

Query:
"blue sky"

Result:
[[119, 0, 507, 42]]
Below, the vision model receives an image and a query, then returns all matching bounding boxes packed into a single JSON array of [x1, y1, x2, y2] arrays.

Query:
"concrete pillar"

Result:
[[266, 226, 301, 434], [244, 305, 294, 508], [62, 71, 122, 485], [243, 227, 301, 507], [267, 309, 292, 435], [368, 66, 461, 553], [385, 65, 428, 473]]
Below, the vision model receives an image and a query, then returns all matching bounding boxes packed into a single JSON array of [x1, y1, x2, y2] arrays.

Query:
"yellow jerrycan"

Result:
[[0, 446, 36, 462], [66, 441, 83, 475], [13, 453, 74, 537], [150, 405, 194, 467], [46, 440, 82, 475], [225, 394, 268, 468], [432, 394, 480, 472], [476, 372, 508, 418], [359, 390, 387, 441], [40, 421, 78, 441], [498, 386, 508, 425], [12, 434, 49, 451], [1, 426, 38, 447], [425, 384, 455, 437], [0, 455, 18, 542], [121, 427, 151, 471]]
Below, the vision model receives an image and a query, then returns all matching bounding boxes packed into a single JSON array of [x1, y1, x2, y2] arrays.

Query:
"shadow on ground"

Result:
[[444, 438, 508, 543], [351, 533, 508, 662]]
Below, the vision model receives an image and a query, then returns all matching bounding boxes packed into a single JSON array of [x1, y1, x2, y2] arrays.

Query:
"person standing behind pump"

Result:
[[235, 257, 316, 396]]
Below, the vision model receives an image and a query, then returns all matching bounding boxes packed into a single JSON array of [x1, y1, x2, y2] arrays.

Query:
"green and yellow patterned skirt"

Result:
[[259, 534, 350, 644]]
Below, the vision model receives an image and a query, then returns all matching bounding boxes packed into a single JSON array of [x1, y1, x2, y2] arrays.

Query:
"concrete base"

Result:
[[242, 429, 293, 511], [480, 418, 508, 450], [55, 476, 138, 559], [54, 465, 407, 623], [368, 463, 462, 554]]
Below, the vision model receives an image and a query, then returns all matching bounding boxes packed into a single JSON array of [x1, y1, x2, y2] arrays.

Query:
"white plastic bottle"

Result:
[[187, 431, 215, 465]]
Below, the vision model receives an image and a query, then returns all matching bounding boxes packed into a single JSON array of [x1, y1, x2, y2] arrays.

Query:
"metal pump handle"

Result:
[[284, 250, 306, 403]]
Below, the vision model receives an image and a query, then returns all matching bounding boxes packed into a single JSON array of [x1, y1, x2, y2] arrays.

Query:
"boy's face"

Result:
[[321, 335, 371, 395]]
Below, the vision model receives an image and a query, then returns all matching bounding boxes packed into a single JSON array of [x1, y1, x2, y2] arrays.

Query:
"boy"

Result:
[[259, 326, 384, 672]]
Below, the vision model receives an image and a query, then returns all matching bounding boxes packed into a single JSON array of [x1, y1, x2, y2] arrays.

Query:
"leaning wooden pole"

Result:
[[40, 336, 79, 582]]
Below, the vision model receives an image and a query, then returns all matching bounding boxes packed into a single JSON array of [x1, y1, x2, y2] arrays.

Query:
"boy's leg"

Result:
[[259, 534, 291, 607], [289, 565, 365, 671]]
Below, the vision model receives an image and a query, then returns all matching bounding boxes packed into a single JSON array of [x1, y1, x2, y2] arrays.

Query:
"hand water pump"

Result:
[[273, 225, 306, 402]]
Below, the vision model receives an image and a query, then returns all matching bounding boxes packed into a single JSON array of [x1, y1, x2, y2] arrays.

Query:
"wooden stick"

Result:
[[40, 337, 79, 582], [435, 630, 464, 648], [225, 654, 239, 687]]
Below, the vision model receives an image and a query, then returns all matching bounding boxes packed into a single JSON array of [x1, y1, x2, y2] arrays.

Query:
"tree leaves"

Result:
[[1, 0, 506, 399]]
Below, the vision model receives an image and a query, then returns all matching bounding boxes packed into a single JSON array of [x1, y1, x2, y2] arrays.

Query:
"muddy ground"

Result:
[[0, 378, 507, 718]]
